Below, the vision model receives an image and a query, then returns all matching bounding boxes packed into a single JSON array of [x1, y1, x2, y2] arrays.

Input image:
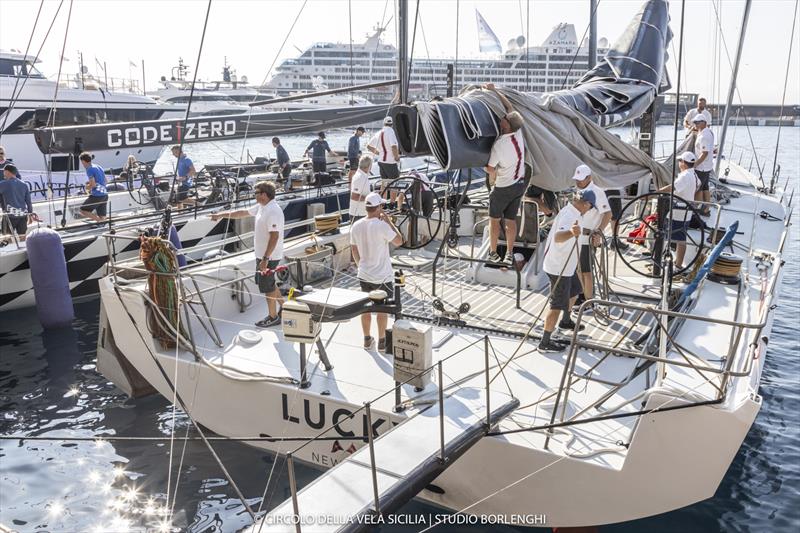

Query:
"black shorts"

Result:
[[671, 220, 689, 242], [378, 162, 400, 181], [312, 159, 327, 173], [80, 194, 108, 216], [579, 244, 593, 273], [175, 182, 192, 202], [2, 215, 27, 235], [281, 165, 292, 179], [255, 259, 280, 293], [489, 181, 525, 219], [695, 170, 711, 192], [348, 157, 359, 170], [547, 272, 582, 311], [605, 189, 622, 220], [359, 280, 394, 300]]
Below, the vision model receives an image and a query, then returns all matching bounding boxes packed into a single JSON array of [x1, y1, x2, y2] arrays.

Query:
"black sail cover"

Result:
[[390, 0, 673, 191]]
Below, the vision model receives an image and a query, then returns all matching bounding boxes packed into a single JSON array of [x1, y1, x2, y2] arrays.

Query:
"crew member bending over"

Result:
[[538, 190, 596, 353], [210, 181, 285, 328], [171, 145, 197, 208], [306, 132, 335, 174], [78, 152, 109, 222], [484, 82, 526, 265], [350, 192, 404, 352]]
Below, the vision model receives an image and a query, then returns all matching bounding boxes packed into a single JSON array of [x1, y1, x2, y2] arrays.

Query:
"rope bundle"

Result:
[[140, 236, 184, 349]]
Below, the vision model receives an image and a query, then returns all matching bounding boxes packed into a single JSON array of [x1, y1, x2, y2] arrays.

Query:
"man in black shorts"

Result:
[[272, 137, 292, 184], [0, 164, 38, 240], [538, 190, 596, 352], [306, 132, 335, 174], [367, 117, 401, 200], [78, 152, 109, 222], [483, 82, 526, 265]]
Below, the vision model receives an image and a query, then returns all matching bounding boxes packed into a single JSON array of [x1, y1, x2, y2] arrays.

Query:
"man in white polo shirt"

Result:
[[683, 97, 712, 135], [692, 114, 714, 216], [659, 151, 700, 270], [572, 164, 611, 306], [349, 154, 373, 224], [350, 192, 404, 351], [367, 117, 401, 199], [539, 190, 597, 353], [210, 181, 285, 327], [484, 82, 526, 265]]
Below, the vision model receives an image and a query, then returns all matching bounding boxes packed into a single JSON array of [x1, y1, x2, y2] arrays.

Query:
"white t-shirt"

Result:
[[349, 169, 372, 217], [350, 217, 396, 283], [672, 168, 699, 222], [577, 181, 610, 245], [543, 203, 581, 276], [488, 130, 525, 189], [248, 200, 284, 260], [367, 126, 399, 164], [684, 108, 712, 129], [694, 128, 715, 172]]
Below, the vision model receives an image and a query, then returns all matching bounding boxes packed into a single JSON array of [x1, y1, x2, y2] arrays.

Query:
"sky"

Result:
[[0, 0, 798, 104]]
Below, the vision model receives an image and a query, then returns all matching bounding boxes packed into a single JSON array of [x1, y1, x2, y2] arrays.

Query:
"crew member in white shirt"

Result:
[[350, 192, 404, 351], [538, 190, 597, 353], [210, 181, 285, 328], [571, 164, 612, 305], [484, 82, 526, 265], [683, 97, 712, 135], [659, 152, 700, 271], [367, 117, 401, 200], [349, 155, 373, 224], [692, 114, 714, 216]]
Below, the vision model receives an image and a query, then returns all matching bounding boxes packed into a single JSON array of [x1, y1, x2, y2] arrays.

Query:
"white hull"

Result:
[[96, 162, 788, 526]]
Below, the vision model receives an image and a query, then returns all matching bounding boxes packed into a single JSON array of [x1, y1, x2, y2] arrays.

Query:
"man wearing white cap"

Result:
[[683, 97, 712, 135], [483, 82, 526, 265], [659, 152, 700, 270], [571, 164, 611, 306], [367, 117, 401, 200], [539, 189, 597, 353], [350, 191, 404, 351], [692, 114, 714, 216]]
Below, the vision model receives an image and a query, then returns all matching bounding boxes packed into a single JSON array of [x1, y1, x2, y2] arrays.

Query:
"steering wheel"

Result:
[[383, 174, 443, 250], [613, 191, 706, 278]]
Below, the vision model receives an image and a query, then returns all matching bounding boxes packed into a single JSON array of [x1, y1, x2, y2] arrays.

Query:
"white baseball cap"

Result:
[[572, 164, 592, 181], [691, 114, 707, 123], [383, 116, 393, 125], [365, 192, 386, 207], [679, 151, 697, 163]]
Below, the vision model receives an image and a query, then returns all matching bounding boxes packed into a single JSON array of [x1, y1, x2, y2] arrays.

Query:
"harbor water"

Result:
[[1, 126, 798, 532]]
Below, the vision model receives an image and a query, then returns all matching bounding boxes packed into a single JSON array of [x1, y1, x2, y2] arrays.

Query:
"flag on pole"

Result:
[[476, 10, 502, 53], [129, 59, 137, 68], [95, 57, 105, 71]]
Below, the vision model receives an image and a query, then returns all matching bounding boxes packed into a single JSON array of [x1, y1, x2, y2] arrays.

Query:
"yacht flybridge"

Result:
[[0, 50, 183, 186]]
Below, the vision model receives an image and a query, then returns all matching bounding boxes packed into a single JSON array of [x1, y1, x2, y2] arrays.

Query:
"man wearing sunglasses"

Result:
[[210, 181, 285, 328]]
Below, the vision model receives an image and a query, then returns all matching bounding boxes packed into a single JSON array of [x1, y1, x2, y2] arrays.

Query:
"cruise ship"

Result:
[[265, 21, 609, 102]]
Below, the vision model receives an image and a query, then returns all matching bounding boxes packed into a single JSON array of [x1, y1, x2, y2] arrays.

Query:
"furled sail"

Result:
[[390, 0, 672, 191]]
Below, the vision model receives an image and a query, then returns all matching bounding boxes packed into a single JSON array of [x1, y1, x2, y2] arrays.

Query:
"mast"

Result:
[[715, 0, 752, 174], [398, 0, 409, 103], [588, 0, 598, 69]]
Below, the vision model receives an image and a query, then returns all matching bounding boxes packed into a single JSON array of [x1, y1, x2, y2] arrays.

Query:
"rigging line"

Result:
[[349, 0, 354, 103], [770, 0, 799, 183], [168, 0, 213, 203], [405, 0, 421, 100], [254, 0, 308, 90], [417, 13, 436, 94], [0, 0, 44, 138], [46, 0, 73, 130], [454, 0, 460, 91], [415, 353, 727, 533], [525, 0, 530, 91], [665, 0, 688, 297], [559, 0, 602, 90]]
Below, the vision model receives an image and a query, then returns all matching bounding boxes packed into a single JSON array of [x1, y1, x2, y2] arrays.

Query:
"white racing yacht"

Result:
[[0, 50, 183, 191]]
